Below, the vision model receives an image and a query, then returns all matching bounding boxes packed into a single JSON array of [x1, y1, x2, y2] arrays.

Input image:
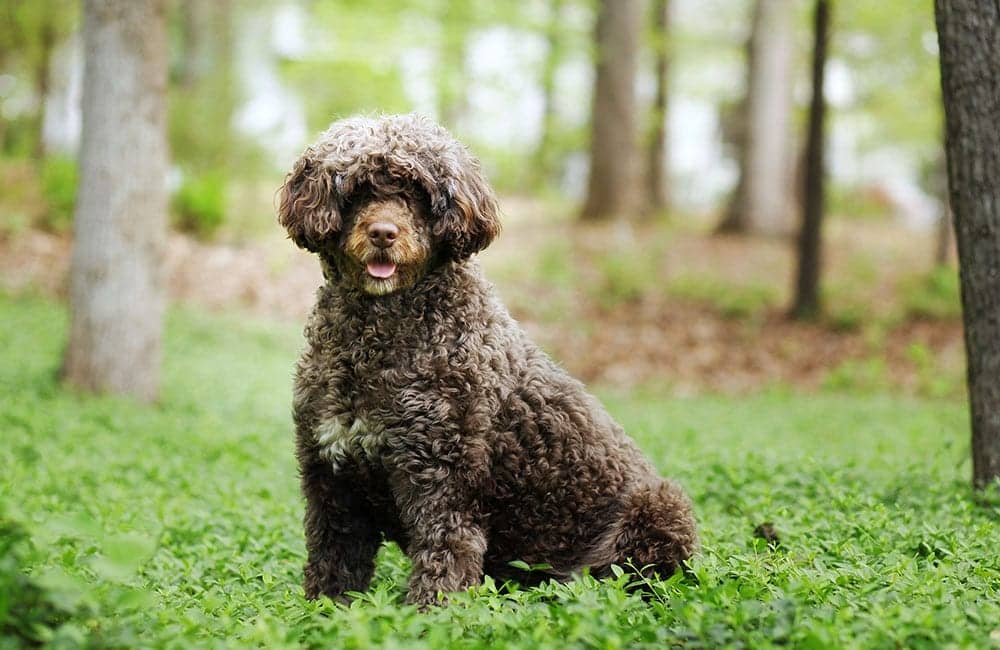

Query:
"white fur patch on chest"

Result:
[[314, 414, 385, 469]]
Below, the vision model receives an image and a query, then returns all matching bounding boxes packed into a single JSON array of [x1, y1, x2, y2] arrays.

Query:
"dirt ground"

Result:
[[0, 201, 964, 395]]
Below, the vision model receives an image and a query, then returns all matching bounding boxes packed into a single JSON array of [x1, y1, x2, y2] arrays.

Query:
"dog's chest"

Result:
[[314, 413, 387, 470]]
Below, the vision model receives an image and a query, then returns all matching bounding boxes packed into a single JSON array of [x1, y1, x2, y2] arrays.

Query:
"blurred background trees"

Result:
[[0, 0, 947, 240], [0, 0, 972, 411]]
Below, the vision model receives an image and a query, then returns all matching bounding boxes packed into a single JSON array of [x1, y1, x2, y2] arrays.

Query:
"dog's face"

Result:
[[277, 115, 501, 296], [331, 191, 435, 295]]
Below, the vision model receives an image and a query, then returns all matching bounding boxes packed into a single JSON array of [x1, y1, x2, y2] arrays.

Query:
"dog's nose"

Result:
[[367, 222, 398, 248]]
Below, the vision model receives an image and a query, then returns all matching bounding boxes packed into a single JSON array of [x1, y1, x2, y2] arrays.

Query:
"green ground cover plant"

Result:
[[1, 294, 997, 649]]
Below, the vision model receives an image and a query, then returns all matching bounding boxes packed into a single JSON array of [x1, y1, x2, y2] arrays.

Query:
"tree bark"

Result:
[[717, 0, 795, 236], [789, 0, 829, 320], [580, 0, 642, 221], [645, 0, 671, 215], [63, 0, 169, 402], [935, 0, 1000, 489]]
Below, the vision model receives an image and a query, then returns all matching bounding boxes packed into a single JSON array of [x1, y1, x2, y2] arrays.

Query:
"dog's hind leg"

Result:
[[300, 454, 382, 602], [607, 480, 699, 579]]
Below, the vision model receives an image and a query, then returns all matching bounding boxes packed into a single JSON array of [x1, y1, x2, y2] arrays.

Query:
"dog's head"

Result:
[[277, 114, 501, 296]]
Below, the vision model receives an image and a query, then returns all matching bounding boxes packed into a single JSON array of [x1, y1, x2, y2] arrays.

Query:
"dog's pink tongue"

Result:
[[366, 262, 397, 279]]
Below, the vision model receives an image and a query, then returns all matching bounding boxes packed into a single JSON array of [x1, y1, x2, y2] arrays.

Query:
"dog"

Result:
[[278, 114, 698, 607]]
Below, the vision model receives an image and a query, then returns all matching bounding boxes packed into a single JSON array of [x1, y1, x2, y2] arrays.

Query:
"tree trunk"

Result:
[[580, 0, 642, 221], [437, 0, 471, 130], [33, 14, 58, 160], [532, 0, 566, 190], [178, 0, 217, 88], [789, 0, 829, 320], [928, 143, 953, 267], [63, 0, 169, 403], [935, 207, 953, 267], [645, 0, 671, 215], [935, 0, 1000, 489], [717, 0, 795, 236], [171, 0, 235, 173]]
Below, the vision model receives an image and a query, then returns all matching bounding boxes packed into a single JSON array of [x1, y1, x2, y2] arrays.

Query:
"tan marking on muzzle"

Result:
[[345, 198, 425, 266]]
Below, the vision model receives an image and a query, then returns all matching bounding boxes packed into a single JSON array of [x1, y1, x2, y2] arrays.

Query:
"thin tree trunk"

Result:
[[173, 0, 235, 172], [789, 0, 829, 320], [645, 0, 671, 215], [935, 0, 1000, 489], [718, 0, 795, 236], [580, 0, 642, 221], [33, 14, 58, 160], [532, 0, 565, 190], [437, 0, 470, 130], [935, 207, 953, 267], [63, 0, 169, 402], [929, 143, 953, 267], [178, 0, 213, 88]]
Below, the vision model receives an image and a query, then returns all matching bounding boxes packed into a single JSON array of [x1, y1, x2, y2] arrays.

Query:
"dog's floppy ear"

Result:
[[277, 154, 342, 251], [431, 163, 501, 260]]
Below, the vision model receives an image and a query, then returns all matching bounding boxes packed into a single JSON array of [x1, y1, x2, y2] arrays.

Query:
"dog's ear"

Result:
[[431, 164, 501, 260], [277, 155, 342, 251]]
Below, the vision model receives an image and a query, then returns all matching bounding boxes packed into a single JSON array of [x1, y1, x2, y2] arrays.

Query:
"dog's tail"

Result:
[[602, 479, 699, 578]]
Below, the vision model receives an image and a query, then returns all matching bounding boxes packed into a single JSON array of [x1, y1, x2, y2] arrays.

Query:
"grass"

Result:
[[2, 294, 999, 648]]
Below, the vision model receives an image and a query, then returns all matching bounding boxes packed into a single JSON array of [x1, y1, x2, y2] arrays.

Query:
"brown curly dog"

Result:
[[278, 114, 698, 608]]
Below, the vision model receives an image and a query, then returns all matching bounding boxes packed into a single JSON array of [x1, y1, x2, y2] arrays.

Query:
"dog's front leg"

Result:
[[391, 463, 488, 608], [405, 508, 487, 608], [299, 450, 381, 602]]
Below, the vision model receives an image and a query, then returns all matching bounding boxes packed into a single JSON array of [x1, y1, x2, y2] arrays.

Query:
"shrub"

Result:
[[39, 155, 78, 233], [172, 171, 226, 238], [822, 356, 890, 393], [0, 518, 70, 645], [907, 342, 963, 399], [824, 299, 868, 333], [595, 250, 660, 308], [902, 267, 962, 320]]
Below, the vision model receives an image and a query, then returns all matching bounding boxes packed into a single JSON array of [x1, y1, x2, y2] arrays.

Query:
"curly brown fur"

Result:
[[279, 114, 698, 608]]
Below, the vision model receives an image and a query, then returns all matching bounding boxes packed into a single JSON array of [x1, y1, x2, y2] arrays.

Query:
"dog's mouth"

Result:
[[365, 261, 397, 279]]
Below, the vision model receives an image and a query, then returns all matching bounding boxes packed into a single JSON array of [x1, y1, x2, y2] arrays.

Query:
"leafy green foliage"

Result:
[[822, 357, 890, 393], [38, 155, 77, 233], [902, 266, 962, 321], [279, 59, 410, 130], [172, 171, 227, 238], [594, 248, 662, 308], [1, 294, 997, 648], [834, 0, 942, 161], [0, 518, 71, 646], [906, 342, 963, 400]]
